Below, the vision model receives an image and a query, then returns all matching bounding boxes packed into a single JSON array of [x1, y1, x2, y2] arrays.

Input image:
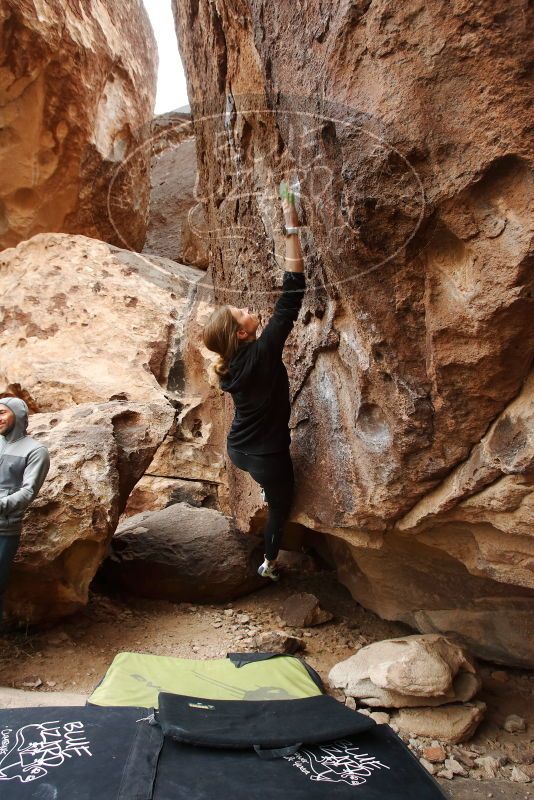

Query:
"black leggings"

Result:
[[227, 446, 294, 561], [0, 534, 20, 622]]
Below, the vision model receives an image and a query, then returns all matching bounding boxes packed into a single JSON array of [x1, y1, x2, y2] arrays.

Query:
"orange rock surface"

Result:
[[0, 0, 157, 250], [172, 0, 534, 665]]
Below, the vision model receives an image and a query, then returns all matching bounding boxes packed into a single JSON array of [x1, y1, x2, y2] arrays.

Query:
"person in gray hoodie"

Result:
[[0, 396, 50, 626]]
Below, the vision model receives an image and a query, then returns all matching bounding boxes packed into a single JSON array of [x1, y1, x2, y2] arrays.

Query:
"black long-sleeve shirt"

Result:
[[220, 271, 306, 454]]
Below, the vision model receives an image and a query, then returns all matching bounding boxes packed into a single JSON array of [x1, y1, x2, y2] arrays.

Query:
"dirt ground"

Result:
[[0, 569, 532, 798]]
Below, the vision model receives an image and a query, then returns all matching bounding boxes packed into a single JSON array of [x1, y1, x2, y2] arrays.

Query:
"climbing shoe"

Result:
[[257, 561, 280, 581]]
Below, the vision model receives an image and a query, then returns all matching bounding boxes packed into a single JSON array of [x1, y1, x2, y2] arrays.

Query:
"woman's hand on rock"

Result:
[[280, 181, 299, 227]]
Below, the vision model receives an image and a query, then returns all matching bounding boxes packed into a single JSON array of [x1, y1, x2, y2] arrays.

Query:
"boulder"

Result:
[[394, 702, 487, 744], [100, 502, 265, 603], [171, 0, 534, 666], [0, 233, 204, 409], [328, 634, 481, 707], [143, 112, 210, 268], [280, 593, 333, 627], [5, 400, 174, 623], [0, 233, 229, 516], [0, 0, 156, 251]]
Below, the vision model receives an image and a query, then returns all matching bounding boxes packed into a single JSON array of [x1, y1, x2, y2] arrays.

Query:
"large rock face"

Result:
[[172, 1, 534, 664], [0, 0, 156, 251], [143, 112, 210, 268], [6, 400, 175, 622]]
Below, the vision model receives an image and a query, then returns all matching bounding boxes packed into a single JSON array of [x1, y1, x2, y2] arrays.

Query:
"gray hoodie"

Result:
[[0, 397, 50, 535]]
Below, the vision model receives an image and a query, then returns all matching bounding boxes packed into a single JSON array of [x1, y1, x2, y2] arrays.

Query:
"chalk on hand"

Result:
[[279, 180, 294, 204]]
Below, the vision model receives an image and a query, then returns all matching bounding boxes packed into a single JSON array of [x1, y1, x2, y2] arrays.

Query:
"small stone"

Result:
[[45, 630, 71, 646], [394, 702, 486, 743], [253, 631, 304, 655], [237, 614, 250, 625], [510, 766, 530, 783], [20, 677, 43, 689], [503, 715, 527, 733], [280, 593, 333, 628], [212, 621, 223, 628], [474, 756, 501, 779], [345, 696, 357, 710], [369, 712, 390, 725], [420, 758, 437, 775], [452, 747, 477, 768], [486, 752, 508, 767], [423, 745, 446, 763], [491, 670, 508, 683], [224, 609, 235, 616], [444, 757, 467, 777], [437, 768, 454, 780]]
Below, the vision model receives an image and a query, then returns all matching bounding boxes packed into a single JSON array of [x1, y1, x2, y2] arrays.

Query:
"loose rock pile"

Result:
[[329, 634, 486, 749], [329, 634, 532, 784]]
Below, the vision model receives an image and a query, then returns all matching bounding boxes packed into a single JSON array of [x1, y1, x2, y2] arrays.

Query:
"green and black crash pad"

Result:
[[88, 651, 323, 708]]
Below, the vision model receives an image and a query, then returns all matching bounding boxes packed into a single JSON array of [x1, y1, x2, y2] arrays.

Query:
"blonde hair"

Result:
[[202, 305, 241, 379]]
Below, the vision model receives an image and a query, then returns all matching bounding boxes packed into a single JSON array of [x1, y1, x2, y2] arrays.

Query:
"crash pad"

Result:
[[88, 651, 323, 708]]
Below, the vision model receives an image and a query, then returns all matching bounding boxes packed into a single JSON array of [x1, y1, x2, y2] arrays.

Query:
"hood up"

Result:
[[0, 396, 29, 444], [220, 341, 258, 394]]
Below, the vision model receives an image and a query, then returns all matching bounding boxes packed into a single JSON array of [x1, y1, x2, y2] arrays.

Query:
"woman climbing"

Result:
[[202, 182, 305, 581]]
